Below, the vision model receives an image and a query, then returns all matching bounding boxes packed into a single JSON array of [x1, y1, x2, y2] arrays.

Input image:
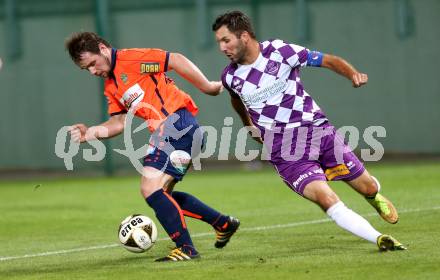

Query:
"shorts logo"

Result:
[[140, 62, 160, 73], [292, 168, 323, 189], [146, 144, 156, 155], [325, 164, 350, 181]]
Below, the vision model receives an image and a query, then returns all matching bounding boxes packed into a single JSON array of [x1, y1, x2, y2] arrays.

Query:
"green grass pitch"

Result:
[[1, 162, 440, 279]]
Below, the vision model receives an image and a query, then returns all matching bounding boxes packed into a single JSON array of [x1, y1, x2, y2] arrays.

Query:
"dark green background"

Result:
[[0, 0, 438, 171]]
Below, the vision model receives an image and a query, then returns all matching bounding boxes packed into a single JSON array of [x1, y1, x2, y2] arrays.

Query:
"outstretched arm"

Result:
[[168, 52, 223, 96], [321, 54, 368, 88], [68, 113, 126, 143]]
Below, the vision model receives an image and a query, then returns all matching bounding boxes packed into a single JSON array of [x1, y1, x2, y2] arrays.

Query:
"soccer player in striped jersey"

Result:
[[212, 11, 405, 251], [65, 32, 239, 262]]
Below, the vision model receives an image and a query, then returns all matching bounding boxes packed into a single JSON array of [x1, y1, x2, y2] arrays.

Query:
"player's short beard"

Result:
[[102, 54, 111, 77], [234, 40, 248, 64], [104, 54, 111, 65]]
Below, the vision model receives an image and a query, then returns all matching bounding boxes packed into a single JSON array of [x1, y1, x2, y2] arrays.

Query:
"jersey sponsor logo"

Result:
[[140, 62, 160, 73], [325, 164, 350, 180], [120, 83, 145, 109], [241, 79, 287, 105]]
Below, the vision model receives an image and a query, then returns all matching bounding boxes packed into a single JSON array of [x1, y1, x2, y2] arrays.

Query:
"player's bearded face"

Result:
[[231, 38, 247, 64], [79, 52, 111, 78], [215, 26, 247, 64]]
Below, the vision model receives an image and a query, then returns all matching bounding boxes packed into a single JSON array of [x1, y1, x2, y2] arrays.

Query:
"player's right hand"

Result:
[[68, 123, 88, 143]]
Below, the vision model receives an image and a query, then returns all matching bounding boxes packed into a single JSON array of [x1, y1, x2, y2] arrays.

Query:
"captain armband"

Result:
[[306, 51, 323, 67]]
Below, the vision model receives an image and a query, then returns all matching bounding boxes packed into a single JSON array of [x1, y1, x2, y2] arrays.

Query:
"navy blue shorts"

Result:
[[143, 108, 203, 181]]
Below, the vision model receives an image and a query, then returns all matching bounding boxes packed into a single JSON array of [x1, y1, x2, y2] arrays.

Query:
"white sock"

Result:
[[326, 201, 381, 243], [371, 176, 381, 193]]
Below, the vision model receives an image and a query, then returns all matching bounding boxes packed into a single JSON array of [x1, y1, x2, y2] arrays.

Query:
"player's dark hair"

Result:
[[212, 11, 256, 39], [65, 32, 111, 64]]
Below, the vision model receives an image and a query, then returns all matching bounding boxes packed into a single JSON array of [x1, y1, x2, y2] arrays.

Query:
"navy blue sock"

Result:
[[146, 189, 197, 254], [171, 191, 229, 230]]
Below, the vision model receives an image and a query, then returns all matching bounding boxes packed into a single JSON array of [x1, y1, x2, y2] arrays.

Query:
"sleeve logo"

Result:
[[140, 62, 160, 73]]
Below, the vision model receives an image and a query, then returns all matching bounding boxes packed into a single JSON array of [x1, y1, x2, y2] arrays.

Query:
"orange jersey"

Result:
[[104, 48, 198, 132]]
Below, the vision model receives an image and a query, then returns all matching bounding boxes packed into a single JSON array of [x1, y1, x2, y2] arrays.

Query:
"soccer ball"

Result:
[[118, 214, 158, 253]]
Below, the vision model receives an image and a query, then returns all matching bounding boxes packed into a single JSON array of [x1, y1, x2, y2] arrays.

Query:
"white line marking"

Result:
[[1, 205, 439, 262]]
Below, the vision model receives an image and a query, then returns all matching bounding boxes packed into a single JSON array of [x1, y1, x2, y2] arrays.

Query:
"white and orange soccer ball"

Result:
[[118, 214, 158, 253]]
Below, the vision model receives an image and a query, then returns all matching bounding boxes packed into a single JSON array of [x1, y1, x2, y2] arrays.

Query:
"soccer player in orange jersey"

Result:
[[65, 32, 239, 262]]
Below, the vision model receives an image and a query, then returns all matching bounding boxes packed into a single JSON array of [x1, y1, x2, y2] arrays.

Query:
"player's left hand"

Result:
[[205, 81, 224, 96], [352, 72, 368, 88], [247, 126, 263, 144]]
